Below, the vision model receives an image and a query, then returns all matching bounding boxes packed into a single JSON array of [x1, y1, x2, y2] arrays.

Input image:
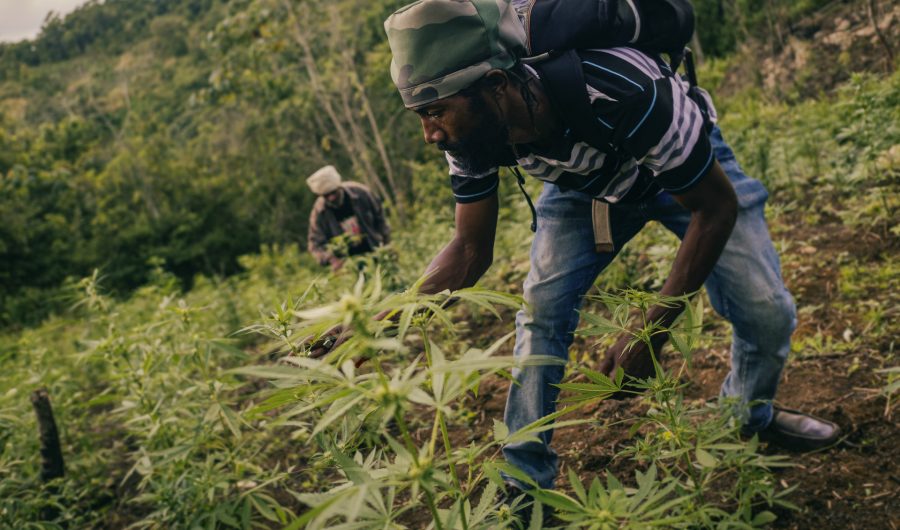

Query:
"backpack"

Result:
[[516, 0, 705, 150], [508, 0, 712, 233], [511, 0, 712, 233], [519, 0, 695, 67]]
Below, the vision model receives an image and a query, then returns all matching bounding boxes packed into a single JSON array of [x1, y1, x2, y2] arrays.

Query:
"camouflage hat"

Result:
[[384, 0, 527, 108]]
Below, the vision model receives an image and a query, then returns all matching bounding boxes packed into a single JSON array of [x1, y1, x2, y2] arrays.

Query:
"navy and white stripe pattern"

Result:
[[449, 47, 715, 204]]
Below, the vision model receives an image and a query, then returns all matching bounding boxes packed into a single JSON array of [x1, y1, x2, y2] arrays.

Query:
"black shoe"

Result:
[[747, 405, 841, 452]]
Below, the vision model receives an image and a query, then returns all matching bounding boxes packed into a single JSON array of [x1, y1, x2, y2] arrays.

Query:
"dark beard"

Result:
[[438, 94, 514, 174]]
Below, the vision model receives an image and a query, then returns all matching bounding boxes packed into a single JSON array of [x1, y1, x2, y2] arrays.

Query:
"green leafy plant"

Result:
[[236, 280, 798, 528], [236, 271, 585, 529], [531, 289, 797, 528]]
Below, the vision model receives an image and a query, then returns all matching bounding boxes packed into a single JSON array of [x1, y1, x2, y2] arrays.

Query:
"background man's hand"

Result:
[[329, 256, 344, 272]]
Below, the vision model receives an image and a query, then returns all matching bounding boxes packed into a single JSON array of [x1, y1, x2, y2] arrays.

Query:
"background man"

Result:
[[306, 165, 390, 271], [383, 0, 840, 501]]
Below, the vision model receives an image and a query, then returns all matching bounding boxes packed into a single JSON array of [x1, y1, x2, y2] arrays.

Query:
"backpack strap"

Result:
[[683, 47, 714, 135], [528, 50, 610, 151], [519, 50, 619, 240]]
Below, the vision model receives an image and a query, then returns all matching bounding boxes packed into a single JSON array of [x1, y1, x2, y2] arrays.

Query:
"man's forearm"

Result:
[[648, 207, 736, 327], [648, 162, 738, 329], [419, 237, 492, 294]]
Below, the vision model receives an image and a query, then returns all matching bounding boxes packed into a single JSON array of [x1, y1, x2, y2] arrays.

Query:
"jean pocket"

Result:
[[536, 183, 593, 220]]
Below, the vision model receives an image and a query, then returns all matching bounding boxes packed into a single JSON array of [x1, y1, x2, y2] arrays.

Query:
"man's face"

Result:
[[414, 90, 511, 174], [323, 189, 344, 208]]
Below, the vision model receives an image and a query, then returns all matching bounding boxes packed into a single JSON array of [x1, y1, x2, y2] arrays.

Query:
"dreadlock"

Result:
[[456, 62, 540, 129]]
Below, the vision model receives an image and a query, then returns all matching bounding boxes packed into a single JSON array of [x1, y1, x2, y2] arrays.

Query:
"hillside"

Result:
[[0, 0, 898, 528]]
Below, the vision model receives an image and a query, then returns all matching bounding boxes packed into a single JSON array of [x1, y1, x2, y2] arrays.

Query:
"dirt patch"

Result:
[[717, 0, 899, 101]]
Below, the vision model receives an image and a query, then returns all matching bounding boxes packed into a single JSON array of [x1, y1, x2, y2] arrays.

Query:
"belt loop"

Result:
[[592, 199, 614, 253]]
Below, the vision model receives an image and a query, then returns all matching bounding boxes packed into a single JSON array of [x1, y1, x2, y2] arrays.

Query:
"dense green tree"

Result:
[[0, 0, 434, 325]]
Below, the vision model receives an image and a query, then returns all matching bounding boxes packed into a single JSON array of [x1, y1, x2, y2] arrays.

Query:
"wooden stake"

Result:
[[30, 389, 65, 482]]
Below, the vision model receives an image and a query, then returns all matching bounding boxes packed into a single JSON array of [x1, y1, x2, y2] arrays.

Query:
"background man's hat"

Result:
[[384, 0, 526, 108], [307, 165, 342, 195]]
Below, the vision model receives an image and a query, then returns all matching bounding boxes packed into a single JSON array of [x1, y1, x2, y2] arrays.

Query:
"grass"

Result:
[[1, 57, 898, 530]]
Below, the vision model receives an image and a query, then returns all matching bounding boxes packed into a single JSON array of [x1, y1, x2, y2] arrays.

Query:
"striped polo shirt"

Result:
[[448, 47, 717, 204]]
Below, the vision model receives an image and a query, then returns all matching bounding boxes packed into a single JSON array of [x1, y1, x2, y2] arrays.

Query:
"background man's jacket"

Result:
[[307, 182, 391, 265]]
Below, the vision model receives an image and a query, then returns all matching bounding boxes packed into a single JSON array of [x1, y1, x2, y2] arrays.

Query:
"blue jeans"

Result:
[[502, 127, 797, 489]]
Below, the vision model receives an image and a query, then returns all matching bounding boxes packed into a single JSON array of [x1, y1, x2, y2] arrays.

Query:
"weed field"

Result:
[[1, 64, 897, 528]]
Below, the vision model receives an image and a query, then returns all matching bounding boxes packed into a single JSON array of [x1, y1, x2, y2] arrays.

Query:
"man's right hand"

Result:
[[598, 335, 657, 383]]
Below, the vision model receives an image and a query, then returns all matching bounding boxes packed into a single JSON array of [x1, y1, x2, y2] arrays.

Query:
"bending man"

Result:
[[383, 0, 840, 496], [306, 165, 391, 271]]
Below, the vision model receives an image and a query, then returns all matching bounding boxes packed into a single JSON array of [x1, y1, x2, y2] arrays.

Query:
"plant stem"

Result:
[[391, 407, 445, 529], [439, 411, 469, 530], [439, 412, 462, 490], [422, 328, 468, 529], [429, 414, 441, 456], [422, 333, 441, 457], [424, 489, 444, 530], [393, 409, 418, 457]]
